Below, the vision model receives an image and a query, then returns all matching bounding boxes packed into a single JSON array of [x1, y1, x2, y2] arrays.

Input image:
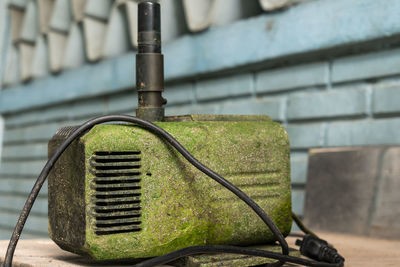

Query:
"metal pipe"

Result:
[[136, 1, 166, 122]]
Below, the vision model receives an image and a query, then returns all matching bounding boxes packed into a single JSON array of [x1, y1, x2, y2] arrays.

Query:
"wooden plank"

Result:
[[3, 232, 400, 265]]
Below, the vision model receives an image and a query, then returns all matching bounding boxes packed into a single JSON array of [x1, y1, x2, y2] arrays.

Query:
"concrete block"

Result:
[[290, 152, 308, 184], [326, 118, 400, 147], [305, 146, 400, 239], [332, 48, 400, 83], [164, 82, 194, 105], [370, 147, 400, 238], [373, 85, 400, 115], [196, 73, 253, 101], [255, 62, 328, 93], [286, 123, 324, 149], [288, 88, 367, 120], [219, 97, 284, 121]]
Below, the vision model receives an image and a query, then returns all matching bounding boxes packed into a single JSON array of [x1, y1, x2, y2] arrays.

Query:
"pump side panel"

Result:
[[81, 118, 291, 260], [48, 127, 86, 255]]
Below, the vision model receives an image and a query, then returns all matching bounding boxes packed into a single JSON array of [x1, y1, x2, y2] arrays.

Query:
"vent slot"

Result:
[[91, 151, 143, 235]]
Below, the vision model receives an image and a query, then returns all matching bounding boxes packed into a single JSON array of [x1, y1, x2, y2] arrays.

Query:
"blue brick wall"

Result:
[[1, 0, 400, 239], [1, 47, 400, 238]]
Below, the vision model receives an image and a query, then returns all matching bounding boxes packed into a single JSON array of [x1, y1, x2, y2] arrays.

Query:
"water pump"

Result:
[[47, 1, 292, 262]]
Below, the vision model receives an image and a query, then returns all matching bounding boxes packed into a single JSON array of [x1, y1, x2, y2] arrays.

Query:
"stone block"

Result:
[[332, 48, 400, 83], [286, 123, 324, 149], [326, 118, 400, 147], [219, 97, 284, 121], [196, 73, 253, 101], [373, 85, 400, 115], [255, 62, 328, 93], [288, 88, 367, 120], [304, 146, 400, 239]]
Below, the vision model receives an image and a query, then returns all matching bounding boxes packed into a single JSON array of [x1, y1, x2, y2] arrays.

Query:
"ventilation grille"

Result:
[[90, 151, 142, 235]]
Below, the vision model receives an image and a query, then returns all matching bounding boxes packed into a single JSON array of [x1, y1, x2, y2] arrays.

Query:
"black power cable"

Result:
[[2, 115, 344, 267]]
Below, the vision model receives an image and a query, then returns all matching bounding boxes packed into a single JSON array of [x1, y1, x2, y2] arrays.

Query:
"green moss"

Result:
[[49, 115, 292, 260]]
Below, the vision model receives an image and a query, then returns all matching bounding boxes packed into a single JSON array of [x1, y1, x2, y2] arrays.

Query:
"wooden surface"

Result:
[[1, 232, 400, 266]]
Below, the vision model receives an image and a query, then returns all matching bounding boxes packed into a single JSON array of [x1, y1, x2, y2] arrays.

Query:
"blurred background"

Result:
[[0, 0, 399, 240]]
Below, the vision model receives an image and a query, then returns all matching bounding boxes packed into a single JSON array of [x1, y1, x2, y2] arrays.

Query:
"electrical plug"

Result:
[[296, 234, 345, 266]]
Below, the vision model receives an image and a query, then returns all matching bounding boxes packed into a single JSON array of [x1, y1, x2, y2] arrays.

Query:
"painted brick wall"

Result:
[[1, 46, 400, 239]]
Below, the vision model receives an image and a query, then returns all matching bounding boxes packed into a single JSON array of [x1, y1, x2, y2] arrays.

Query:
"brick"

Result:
[[373, 85, 400, 115], [2, 143, 47, 160], [332, 48, 400, 83], [255, 62, 328, 93], [290, 152, 308, 184], [219, 97, 284, 121], [326, 118, 400, 147], [196, 73, 253, 101], [288, 88, 367, 120], [0, 210, 48, 235], [165, 104, 194, 117], [0, 178, 48, 195], [0, 116, 3, 160], [164, 82, 194, 105], [165, 103, 221, 117], [286, 123, 324, 149], [292, 189, 305, 215], [190, 103, 221, 114]]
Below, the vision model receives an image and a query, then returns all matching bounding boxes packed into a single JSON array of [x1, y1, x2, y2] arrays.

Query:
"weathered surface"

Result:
[[304, 146, 400, 239], [48, 115, 292, 260]]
